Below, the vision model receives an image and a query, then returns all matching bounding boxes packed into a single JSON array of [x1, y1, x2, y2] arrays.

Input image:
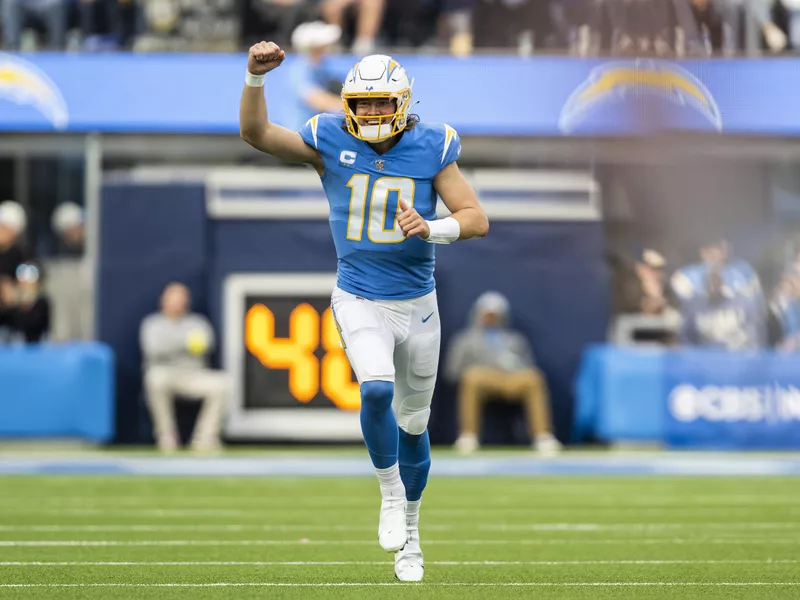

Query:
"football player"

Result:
[[239, 42, 489, 582]]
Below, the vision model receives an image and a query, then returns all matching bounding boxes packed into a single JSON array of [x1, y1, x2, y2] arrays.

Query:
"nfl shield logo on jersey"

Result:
[[375, 159, 385, 171]]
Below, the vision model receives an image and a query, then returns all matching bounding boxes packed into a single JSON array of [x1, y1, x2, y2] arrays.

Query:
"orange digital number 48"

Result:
[[245, 303, 360, 411]]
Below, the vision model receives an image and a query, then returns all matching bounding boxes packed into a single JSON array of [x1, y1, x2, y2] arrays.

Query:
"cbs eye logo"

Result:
[[245, 303, 360, 410]]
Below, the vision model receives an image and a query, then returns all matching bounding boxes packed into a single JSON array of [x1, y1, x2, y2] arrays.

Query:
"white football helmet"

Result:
[[341, 55, 413, 142]]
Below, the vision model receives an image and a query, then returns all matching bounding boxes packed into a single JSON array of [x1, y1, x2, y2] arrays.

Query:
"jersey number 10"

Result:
[[345, 175, 415, 244]]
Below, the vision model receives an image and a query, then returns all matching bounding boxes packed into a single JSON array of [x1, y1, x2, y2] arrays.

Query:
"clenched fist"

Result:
[[248, 41, 285, 76], [398, 199, 430, 240]]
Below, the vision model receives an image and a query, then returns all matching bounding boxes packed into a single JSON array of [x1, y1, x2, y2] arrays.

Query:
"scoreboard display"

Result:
[[223, 274, 362, 441], [243, 295, 359, 411]]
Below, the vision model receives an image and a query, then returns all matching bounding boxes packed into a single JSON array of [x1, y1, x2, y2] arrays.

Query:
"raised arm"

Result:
[[239, 41, 324, 174]]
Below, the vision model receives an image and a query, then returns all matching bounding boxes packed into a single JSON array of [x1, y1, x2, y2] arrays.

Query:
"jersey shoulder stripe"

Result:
[[441, 124, 458, 164]]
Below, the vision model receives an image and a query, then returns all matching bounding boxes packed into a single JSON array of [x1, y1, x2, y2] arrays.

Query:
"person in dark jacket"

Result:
[[0, 261, 50, 343], [0, 201, 27, 280]]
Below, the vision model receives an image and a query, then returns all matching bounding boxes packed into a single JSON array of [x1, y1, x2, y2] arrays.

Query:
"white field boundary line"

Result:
[[1, 494, 799, 506], [2, 582, 800, 589], [0, 538, 799, 547], [3, 508, 800, 518], [0, 522, 797, 533], [1, 559, 798, 567]]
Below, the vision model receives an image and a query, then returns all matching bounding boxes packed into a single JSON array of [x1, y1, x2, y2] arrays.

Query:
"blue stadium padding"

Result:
[[1, 53, 800, 135], [98, 182, 207, 444], [572, 346, 603, 443], [0, 343, 115, 442], [573, 345, 665, 443], [596, 347, 666, 442]]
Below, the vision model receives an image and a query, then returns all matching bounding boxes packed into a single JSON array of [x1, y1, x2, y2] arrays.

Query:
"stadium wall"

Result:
[[98, 169, 608, 445]]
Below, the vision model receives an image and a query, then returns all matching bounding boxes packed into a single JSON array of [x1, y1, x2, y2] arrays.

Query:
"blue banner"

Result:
[[665, 350, 800, 450], [1, 52, 800, 136]]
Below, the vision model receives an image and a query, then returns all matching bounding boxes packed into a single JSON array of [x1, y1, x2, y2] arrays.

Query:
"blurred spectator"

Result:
[[671, 239, 767, 350], [785, 0, 800, 49], [141, 0, 179, 34], [613, 248, 673, 316], [673, 239, 763, 298], [676, 268, 766, 349], [380, 0, 438, 49], [446, 291, 561, 456], [726, 0, 787, 53], [0, 201, 27, 280], [677, 0, 786, 55], [44, 202, 92, 341], [768, 247, 800, 349], [609, 248, 679, 345], [140, 282, 228, 453], [439, 0, 474, 56], [137, 0, 239, 52], [244, 0, 319, 49], [683, 0, 725, 55], [134, 0, 180, 50], [606, 0, 672, 55], [78, 0, 143, 51], [51, 201, 85, 256], [471, 0, 552, 55], [1, 0, 67, 50], [286, 21, 344, 132], [770, 271, 800, 350], [549, 0, 603, 56], [321, 0, 384, 53], [0, 261, 51, 343]]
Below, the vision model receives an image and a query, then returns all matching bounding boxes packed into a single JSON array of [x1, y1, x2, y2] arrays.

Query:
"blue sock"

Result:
[[359, 381, 399, 469], [398, 428, 431, 502]]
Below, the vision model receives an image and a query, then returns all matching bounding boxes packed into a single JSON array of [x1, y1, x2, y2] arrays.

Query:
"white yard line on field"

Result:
[[0, 538, 798, 547], [1, 582, 799, 589], [1, 494, 798, 507], [0, 559, 798, 567], [0, 522, 796, 533], [2, 507, 799, 519]]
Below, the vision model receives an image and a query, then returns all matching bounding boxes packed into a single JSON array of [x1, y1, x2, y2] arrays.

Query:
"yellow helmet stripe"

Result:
[[387, 59, 399, 81]]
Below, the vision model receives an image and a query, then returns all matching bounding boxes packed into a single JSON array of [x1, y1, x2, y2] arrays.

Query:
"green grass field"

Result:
[[0, 474, 799, 599]]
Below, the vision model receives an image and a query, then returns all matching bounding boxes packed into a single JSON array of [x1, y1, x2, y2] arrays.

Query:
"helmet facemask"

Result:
[[343, 90, 411, 142]]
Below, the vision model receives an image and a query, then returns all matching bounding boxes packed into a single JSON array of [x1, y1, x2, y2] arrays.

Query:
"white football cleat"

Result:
[[378, 496, 407, 552], [534, 433, 562, 457], [454, 433, 479, 455], [395, 536, 424, 582]]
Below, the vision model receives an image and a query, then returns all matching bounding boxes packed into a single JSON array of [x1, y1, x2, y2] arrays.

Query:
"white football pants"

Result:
[[330, 287, 440, 435]]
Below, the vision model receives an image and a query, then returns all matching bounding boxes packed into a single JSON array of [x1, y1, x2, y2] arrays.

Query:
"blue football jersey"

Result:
[[300, 114, 461, 300], [671, 260, 764, 303]]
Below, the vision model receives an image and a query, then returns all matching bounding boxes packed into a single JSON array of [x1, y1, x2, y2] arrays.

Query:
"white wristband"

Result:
[[245, 71, 265, 87], [425, 216, 460, 244]]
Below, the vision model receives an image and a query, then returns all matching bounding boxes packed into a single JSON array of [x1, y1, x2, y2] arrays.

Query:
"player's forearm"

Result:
[[449, 207, 489, 240], [239, 84, 270, 143]]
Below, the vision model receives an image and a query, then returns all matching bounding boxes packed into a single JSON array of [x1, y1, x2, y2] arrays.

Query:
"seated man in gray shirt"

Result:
[[140, 282, 228, 453], [445, 291, 561, 456]]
